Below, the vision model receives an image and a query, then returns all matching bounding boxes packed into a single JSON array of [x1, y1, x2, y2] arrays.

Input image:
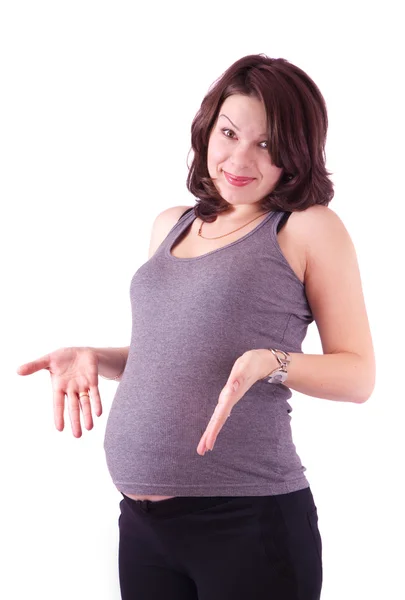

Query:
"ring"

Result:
[[79, 391, 90, 398]]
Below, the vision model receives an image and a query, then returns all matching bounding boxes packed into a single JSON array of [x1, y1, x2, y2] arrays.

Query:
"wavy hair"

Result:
[[186, 54, 334, 222]]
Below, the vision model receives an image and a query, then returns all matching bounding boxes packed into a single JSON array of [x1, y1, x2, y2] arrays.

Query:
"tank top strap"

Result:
[[159, 206, 195, 255], [177, 206, 195, 223], [269, 210, 292, 238]]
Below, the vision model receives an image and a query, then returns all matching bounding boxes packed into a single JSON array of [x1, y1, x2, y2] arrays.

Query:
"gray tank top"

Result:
[[104, 208, 314, 496]]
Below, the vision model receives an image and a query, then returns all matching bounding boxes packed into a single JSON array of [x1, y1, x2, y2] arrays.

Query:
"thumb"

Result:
[[16, 354, 51, 376]]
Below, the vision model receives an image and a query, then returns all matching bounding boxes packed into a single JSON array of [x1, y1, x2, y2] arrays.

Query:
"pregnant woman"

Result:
[[17, 54, 375, 600]]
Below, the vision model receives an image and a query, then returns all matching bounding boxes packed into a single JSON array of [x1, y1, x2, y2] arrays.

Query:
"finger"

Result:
[[78, 393, 93, 431], [53, 388, 65, 431], [197, 428, 217, 455], [203, 401, 233, 451], [197, 432, 209, 456], [89, 384, 102, 418], [67, 391, 82, 438], [197, 411, 229, 455], [17, 354, 50, 376], [197, 385, 236, 454]]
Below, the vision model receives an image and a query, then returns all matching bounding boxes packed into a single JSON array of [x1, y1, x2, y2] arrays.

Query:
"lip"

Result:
[[223, 171, 255, 186]]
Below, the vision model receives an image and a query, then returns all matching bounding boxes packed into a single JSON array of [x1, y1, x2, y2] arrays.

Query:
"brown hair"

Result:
[[186, 54, 334, 222]]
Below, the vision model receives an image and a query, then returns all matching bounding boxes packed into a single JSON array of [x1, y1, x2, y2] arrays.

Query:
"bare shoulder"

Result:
[[275, 205, 341, 285], [288, 204, 359, 302], [283, 205, 351, 275], [148, 205, 194, 259], [289, 204, 349, 250]]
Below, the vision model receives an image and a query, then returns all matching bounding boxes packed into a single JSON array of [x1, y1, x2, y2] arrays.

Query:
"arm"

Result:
[[259, 206, 375, 404]]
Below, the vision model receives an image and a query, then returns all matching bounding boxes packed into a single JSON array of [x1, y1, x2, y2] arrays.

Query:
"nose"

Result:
[[229, 142, 255, 171]]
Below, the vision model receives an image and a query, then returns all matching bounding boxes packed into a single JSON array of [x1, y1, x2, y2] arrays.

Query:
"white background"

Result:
[[1, 1, 404, 598]]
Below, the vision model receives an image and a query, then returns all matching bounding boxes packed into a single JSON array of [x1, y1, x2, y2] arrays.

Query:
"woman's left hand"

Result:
[[196, 349, 276, 455]]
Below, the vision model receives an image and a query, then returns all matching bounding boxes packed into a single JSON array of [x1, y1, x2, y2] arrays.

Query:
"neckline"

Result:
[[166, 210, 275, 262]]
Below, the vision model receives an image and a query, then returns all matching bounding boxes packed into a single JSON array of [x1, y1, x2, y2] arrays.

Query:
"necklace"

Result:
[[197, 211, 270, 240]]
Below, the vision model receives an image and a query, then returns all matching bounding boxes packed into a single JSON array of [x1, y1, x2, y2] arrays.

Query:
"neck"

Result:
[[220, 205, 267, 221]]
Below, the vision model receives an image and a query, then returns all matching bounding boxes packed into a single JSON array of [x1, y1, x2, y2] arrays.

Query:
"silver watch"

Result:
[[262, 349, 291, 384]]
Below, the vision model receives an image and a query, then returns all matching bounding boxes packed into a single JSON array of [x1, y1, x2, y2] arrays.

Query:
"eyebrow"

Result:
[[219, 114, 268, 138]]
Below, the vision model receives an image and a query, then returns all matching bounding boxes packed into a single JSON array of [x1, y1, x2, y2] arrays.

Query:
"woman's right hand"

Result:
[[16, 347, 102, 438]]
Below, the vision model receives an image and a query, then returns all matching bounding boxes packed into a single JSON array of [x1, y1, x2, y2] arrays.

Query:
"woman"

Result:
[[17, 54, 375, 599]]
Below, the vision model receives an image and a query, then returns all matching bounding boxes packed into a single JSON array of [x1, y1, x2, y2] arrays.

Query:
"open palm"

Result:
[[17, 346, 102, 437]]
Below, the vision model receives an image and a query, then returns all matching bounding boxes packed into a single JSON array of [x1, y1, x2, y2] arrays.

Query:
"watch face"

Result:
[[270, 371, 287, 384]]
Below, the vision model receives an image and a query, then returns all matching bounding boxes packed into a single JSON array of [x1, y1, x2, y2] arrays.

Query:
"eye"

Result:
[[221, 128, 269, 150], [221, 127, 236, 139]]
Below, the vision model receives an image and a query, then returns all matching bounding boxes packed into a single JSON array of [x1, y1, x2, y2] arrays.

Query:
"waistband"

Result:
[[121, 486, 312, 518], [121, 493, 237, 517]]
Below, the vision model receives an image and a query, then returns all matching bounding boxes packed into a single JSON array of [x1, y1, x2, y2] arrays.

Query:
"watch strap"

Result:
[[262, 349, 291, 383]]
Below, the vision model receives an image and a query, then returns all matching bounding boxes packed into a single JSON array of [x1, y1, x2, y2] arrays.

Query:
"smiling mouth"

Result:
[[223, 171, 256, 187], [224, 171, 255, 182]]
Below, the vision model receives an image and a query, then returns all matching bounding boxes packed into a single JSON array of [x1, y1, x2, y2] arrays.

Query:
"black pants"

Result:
[[118, 486, 323, 600]]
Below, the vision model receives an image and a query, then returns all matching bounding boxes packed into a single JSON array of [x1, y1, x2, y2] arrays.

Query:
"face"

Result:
[[207, 94, 283, 209]]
